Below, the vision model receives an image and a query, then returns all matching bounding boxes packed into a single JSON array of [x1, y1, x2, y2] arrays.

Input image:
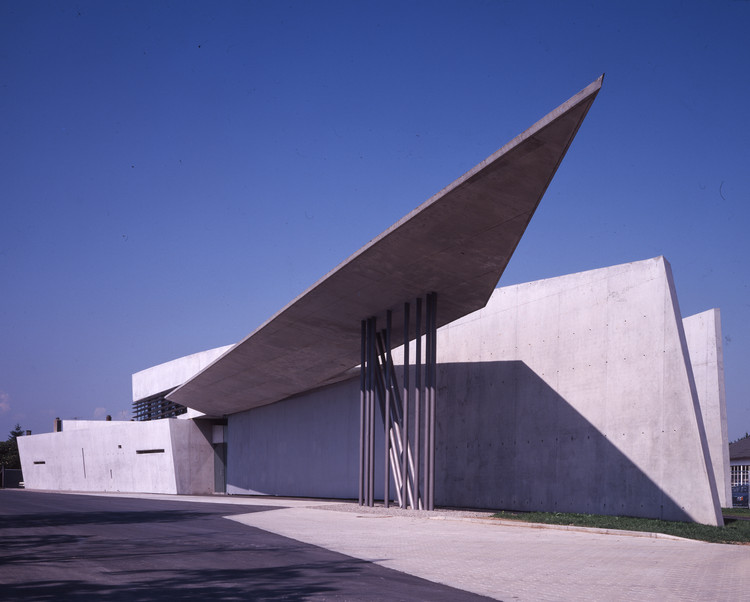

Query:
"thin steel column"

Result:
[[359, 320, 366, 506], [367, 317, 376, 506], [357, 296, 433, 510], [424, 295, 432, 510], [414, 297, 422, 510], [384, 311, 392, 508], [428, 292, 437, 511], [401, 301, 410, 509], [364, 319, 372, 506], [375, 330, 409, 509]]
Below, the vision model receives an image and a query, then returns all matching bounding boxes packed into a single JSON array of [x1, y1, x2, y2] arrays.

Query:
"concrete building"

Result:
[[14, 77, 732, 525], [18, 257, 730, 525], [17, 346, 234, 495], [223, 257, 728, 525]]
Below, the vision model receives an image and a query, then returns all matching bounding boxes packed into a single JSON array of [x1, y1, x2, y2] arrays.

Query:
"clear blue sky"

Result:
[[1, 1, 749, 440]]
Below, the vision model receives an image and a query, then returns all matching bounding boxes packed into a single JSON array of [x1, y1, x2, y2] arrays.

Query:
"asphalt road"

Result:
[[0, 490, 491, 601]]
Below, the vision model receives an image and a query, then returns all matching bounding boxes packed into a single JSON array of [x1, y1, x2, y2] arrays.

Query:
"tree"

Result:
[[0, 424, 23, 469]]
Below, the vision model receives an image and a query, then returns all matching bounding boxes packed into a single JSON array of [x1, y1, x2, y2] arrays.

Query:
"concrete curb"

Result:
[[310, 501, 701, 543], [431, 515, 701, 543], [11, 489, 705, 543]]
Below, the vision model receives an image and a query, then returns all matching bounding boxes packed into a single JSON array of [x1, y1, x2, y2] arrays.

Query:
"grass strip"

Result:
[[490, 508, 750, 544]]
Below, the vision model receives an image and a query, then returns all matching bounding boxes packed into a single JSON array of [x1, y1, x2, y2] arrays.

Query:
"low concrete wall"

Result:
[[18, 419, 214, 494]]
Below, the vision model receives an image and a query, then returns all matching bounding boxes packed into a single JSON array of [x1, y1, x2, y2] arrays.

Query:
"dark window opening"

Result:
[[132, 388, 187, 421]]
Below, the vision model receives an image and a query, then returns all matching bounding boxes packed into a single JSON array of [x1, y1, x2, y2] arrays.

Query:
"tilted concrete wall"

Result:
[[432, 257, 721, 525], [225, 257, 725, 525], [18, 419, 214, 494], [170, 419, 216, 494], [683, 309, 732, 506], [18, 346, 231, 496]]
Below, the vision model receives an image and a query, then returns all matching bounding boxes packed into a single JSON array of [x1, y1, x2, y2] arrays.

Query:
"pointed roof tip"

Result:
[[168, 77, 606, 415], [580, 74, 604, 96]]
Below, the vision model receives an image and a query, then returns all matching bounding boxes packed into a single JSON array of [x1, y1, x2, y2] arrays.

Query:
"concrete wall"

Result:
[[171, 419, 216, 495], [227, 378, 379, 498], [132, 345, 233, 401], [17, 346, 231, 496], [683, 309, 732, 506], [18, 419, 214, 494], [225, 257, 725, 525], [431, 257, 721, 525]]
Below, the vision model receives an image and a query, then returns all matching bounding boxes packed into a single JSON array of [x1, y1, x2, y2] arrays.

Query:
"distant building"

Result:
[[730, 437, 750, 487]]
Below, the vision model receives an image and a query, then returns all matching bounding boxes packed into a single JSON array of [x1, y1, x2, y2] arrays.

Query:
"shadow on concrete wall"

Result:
[[223, 360, 701, 522], [436, 360, 694, 522]]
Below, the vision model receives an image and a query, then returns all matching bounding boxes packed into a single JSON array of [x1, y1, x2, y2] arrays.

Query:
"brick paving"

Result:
[[226, 500, 750, 601], [60, 493, 750, 600]]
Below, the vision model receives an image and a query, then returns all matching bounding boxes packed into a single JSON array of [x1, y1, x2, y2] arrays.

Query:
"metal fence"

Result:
[[0, 467, 23, 488]]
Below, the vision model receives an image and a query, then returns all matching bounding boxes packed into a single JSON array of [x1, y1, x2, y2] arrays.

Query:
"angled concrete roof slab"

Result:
[[168, 76, 603, 416]]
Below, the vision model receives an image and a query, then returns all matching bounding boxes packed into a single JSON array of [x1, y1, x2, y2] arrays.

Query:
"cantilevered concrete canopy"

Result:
[[168, 76, 603, 416]]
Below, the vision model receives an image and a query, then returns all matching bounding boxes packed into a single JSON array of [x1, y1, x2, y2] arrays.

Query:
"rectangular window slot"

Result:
[[33, 461, 46, 465], [136, 449, 165, 454]]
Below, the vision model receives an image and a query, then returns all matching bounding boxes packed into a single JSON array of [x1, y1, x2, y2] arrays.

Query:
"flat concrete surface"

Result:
[[0, 490, 490, 601], [229, 500, 750, 601], [168, 77, 602, 417], [4, 491, 749, 601]]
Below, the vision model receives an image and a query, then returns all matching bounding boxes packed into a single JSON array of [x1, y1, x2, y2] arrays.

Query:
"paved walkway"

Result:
[[61, 493, 750, 600]]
